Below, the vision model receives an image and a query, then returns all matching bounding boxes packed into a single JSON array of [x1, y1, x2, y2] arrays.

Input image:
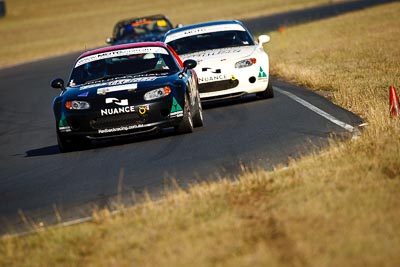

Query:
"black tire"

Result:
[[0, 1, 6, 18], [256, 80, 274, 99], [175, 94, 194, 134], [192, 93, 204, 128], [57, 133, 89, 153], [57, 133, 72, 153]]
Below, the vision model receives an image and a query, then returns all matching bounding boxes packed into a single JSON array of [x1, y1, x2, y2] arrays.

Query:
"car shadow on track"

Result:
[[24, 127, 184, 157], [25, 145, 60, 157]]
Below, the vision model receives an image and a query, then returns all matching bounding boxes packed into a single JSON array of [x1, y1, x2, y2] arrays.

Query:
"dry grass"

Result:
[[0, 0, 343, 68], [268, 3, 400, 119], [1, 1, 400, 267]]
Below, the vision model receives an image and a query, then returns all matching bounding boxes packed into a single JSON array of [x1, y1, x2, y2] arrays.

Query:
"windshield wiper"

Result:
[[135, 69, 171, 75], [88, 73, 131, 83]]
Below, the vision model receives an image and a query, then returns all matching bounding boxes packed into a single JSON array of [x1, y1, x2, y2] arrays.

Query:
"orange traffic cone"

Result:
[[279, 26, 285, 33], [389, 86, 400, 117]]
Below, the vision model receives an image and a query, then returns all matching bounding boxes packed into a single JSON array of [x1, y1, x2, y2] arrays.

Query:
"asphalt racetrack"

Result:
[[0, 0, 391, 235]]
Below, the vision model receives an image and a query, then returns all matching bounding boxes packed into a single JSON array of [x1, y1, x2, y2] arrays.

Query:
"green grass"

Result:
[[1, 1, 400, 267]]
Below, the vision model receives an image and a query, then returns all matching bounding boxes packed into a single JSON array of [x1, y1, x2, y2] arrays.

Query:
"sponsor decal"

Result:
[[164, 24, 246, 43], [58, 113, 71, 132], [202, 67, 221, 73], [75, 47, 169, 67], [59, 113, 68, 127], [131, 19, 151, 27], [169, 97, 183, 118], [59, 126, 72, 133], [97, 84, 138, 95], [105, 98, 128, 106], [78, 91, 89, 97], [138, 105, 150, 115], [181, 48, 241, 60], [81, 77, 158, 90], [108, 77, 157, 85], [169, 111, 183, 118], [100, 106, 135, 116], [170, 97, 183, 113], [198, 74, 228, 84], [80, 83, 107, 90], [258, 66, 268, 79], [98, 124, 145, 134]]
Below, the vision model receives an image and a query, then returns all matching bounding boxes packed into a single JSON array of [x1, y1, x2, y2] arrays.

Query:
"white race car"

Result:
[[163, 20, 273, 101]]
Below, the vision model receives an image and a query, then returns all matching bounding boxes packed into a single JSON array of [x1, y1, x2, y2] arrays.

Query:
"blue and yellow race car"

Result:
[[106, 14, 174, 45]]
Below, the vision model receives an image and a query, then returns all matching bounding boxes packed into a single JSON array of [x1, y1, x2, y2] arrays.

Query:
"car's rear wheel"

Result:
[[256, 80, 274, 99], [192, 93, 204, 128], [175, 94, 194, 134]]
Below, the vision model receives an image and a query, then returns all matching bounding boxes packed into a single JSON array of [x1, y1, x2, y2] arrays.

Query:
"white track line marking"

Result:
[[274, 86, 355, 133], [3, 210, 122, 238], [3, 87, 358, 238]]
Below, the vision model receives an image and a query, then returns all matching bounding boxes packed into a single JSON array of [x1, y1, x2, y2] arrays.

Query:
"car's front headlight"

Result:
[[235, 58, 257, 68], [144, 87, 172, 101], [65, 100, 90, 110]]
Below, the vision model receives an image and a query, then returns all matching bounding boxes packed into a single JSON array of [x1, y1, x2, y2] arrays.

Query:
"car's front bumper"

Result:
[[56, 95, 184, 140], [197, 64, 270, 100]]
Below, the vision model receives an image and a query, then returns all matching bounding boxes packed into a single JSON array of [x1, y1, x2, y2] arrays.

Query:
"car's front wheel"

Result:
[[57, 133, 89, 153], [256, 80, 274, 99], [175, 94, 194, 134], [192, 93, 204, 128]]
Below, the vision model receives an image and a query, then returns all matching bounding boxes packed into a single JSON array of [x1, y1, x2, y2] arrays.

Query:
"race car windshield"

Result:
[[69, 51, 178, 86], [115, 19, 172, 41], [168, 30, 255, 55]]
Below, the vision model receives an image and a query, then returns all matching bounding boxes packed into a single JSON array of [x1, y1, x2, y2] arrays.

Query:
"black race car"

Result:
[[106, 14, 174, 45], [51, 42, 203, 152]]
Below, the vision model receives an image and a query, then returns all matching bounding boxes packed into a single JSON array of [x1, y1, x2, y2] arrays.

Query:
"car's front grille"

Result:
[[198, 79, 239, 93], [90, 113, 147, 130]]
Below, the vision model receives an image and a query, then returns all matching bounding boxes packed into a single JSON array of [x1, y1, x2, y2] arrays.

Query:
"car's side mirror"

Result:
[[258, 35, 270, 48], [105, 37, 114, 44], [183, 59, 197, 72], [51, 78, 66, 92], [179, 59, 197, 79]]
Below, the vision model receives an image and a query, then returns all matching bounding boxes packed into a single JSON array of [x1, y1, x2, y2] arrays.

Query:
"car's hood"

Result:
[[179, 46, 257, 64], [64, 74, 178, 98]]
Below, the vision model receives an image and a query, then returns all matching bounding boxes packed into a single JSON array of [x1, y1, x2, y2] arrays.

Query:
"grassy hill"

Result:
[[1, 1, 400, 267], [0, 0, 344, 68]]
